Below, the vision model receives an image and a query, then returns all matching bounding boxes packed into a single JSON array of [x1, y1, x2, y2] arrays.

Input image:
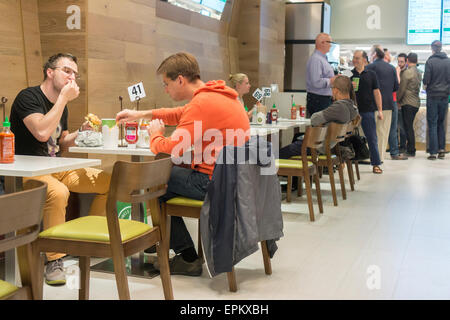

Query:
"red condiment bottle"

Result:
[[125, 122, 139, 147], [270, 104, 279, 123], [0, 116, 14, 163]]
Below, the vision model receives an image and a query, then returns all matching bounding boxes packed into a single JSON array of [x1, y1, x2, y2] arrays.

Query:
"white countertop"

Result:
[[69, 146, 156, 156], [0, 155, 101, 177], [250, 127, 280, 136], [251, 119, 310, 130], [277, 118, 311, 125]]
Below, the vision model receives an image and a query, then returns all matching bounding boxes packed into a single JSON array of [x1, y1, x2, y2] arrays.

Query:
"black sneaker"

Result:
[[428, 155, 437, 160], [438, 152, 445, 159], [281, 184, 297, 193], [153, 254, 203, 277], [406, 152, 416, 157], [391, 154, 408, 160], [144, 245, 156, 254]]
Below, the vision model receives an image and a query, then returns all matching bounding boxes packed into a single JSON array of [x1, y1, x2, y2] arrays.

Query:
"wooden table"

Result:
[[0, 155, 101, 285]]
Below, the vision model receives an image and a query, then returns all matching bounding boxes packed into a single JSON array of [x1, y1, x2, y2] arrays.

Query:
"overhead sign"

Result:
[[407, 0, 442, 45]]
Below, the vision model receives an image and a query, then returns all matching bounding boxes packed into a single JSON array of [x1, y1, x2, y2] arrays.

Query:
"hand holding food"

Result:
[[147, 119, 165, 136], [60, 80, 80, 102]]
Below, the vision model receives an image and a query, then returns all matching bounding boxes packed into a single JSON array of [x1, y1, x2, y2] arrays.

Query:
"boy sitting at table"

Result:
[[116, 52, 250, 276]]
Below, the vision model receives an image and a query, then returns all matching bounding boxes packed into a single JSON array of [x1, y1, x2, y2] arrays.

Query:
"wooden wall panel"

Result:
[[259, 0, 285, 91], [38, 0, 87, 134], [87, 0, 236, 121], [0, 0, 42, 120]]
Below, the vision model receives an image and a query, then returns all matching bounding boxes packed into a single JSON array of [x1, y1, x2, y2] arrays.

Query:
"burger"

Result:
[[85, 113, 102, 131]]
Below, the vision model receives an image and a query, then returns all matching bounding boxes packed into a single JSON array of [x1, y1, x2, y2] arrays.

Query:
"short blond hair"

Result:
[[228, 73, 248, 88], [156, 52, 201, 83]]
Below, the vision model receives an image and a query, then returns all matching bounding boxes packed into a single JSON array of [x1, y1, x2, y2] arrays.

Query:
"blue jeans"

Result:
[[360, 112, 381, 166], [398, 108, 407, 152], [427, 97, 449, 155], [388, 102, 400, 156], [160, 166, 210, 253]]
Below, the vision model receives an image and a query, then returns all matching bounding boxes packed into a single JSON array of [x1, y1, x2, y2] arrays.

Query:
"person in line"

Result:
[[116, 52, 250, 276], [228, 73, 259, 119], [351, 50, 384, 174], [279, 75, 358, 160], [9, 53, 111, 286], [305, 33, 337, 117], [396, 53, 408, 154], [367, 45, 407, 161], [423, 40, 450, 160], [398, 53, 422, 157]]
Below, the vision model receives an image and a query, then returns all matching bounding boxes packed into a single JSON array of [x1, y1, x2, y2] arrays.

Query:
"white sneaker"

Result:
[[44, 259, 66, 286]]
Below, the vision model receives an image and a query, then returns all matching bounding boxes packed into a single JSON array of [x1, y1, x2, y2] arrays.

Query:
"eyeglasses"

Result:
[[53, 66, 80, 79]]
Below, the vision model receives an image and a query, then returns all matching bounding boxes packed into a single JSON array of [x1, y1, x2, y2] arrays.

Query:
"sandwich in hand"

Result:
[[84, 113, 102, 131]]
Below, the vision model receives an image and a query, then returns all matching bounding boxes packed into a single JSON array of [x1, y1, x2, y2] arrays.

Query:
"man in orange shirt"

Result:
[[116, 52, 250, 276]]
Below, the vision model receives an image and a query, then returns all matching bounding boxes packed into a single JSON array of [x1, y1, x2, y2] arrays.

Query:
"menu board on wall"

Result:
[[443, 0, 450, 44], [407, 0, 442, 45]]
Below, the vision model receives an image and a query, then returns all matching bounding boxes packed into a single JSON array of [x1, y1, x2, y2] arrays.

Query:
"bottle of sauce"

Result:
[[291, 104, 297, 120], [0, 116, 14, 163], [125, 122, 139, 148], [300, 105, 306, 119], [270, 104, 279, 123]]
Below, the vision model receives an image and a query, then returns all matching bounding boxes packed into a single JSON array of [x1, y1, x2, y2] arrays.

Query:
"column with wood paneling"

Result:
[[37, 0, 88, 134]]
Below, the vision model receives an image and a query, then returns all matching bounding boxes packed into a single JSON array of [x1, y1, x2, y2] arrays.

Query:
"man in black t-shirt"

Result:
[[351, 50, 383, 174], [9, 53, 111, 286]]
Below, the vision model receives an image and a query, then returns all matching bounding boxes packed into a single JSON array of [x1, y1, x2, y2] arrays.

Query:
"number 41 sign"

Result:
[[128, 82, 146, 102]]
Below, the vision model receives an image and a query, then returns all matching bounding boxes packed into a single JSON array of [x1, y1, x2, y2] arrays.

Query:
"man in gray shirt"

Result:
[[279, 75, 358, 160], [306, 33, 337, 117]]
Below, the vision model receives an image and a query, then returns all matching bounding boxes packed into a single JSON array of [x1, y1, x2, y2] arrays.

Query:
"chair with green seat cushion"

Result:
[[39, 216, 151, 242], [277, 125, 328, 221], [33, 158, 175, 300], [0, 180, 47, 300], [0, 280, 19, 299], [289, 122, 349, 207]]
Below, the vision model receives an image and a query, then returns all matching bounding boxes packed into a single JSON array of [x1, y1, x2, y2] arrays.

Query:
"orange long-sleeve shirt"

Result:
[[150, 80, 250, 177]]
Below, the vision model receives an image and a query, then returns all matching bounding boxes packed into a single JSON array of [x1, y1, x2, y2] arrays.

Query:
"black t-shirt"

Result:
[[10, 86, 68, 157], [351, 68, 380, 113]]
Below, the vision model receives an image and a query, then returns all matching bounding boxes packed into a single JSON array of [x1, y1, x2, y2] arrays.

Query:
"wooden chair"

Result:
[[277, 125, 328, 221], [343, 115, 362, 191], [0, 180, 47, 300], [350, 115, 362, 182], [32, 158, 174, 300], [156, 154, 272, 292]]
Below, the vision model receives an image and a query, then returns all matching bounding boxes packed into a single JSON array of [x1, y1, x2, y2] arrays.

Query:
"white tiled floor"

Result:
[[44, 151, 450, 300]]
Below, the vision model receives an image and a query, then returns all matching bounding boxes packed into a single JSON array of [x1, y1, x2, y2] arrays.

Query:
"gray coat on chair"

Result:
[[200, 136, 284, 277]]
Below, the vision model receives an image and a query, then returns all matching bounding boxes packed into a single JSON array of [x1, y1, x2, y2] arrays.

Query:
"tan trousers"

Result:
[[375, 110, 392, 161], [24, 168, 111, 261]]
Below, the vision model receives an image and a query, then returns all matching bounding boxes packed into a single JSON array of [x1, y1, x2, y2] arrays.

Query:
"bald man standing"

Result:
[[305, 33, 337, 117]]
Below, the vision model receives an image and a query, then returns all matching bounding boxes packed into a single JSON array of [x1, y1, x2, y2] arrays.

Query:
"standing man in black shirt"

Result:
[[351, 50, 383, 174], [367, 45, 407, 161], [9, 53, 111, 286]]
